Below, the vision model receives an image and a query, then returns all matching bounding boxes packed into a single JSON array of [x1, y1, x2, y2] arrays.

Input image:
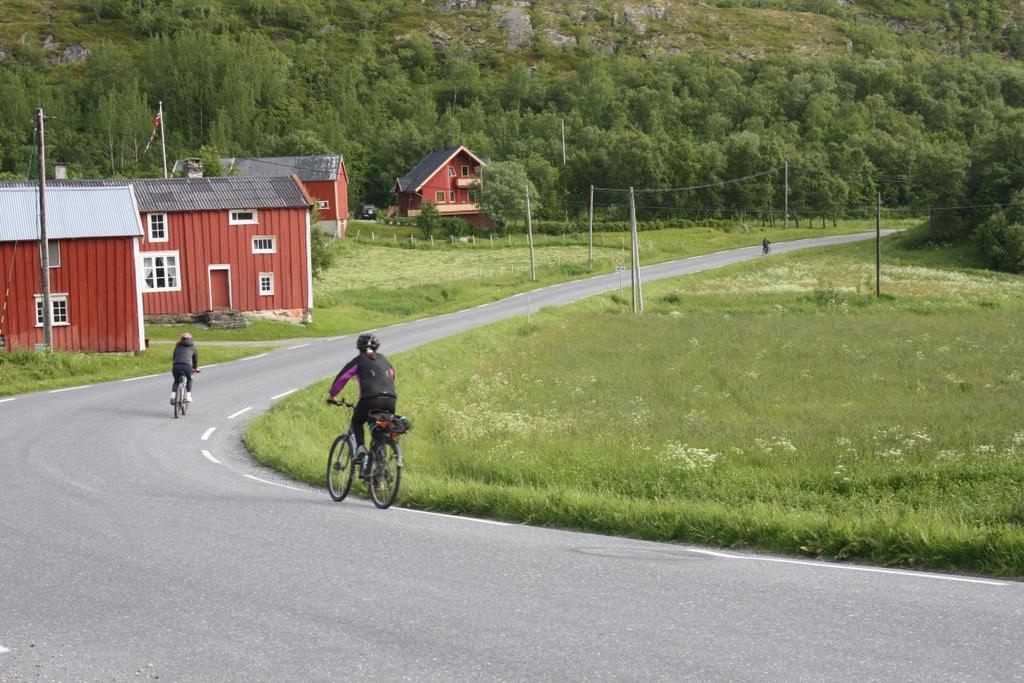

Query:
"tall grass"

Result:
[[246, 236, 1024, 575]]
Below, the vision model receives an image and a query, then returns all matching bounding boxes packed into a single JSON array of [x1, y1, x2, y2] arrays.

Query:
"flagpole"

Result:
[[159, 101, 168, 179]]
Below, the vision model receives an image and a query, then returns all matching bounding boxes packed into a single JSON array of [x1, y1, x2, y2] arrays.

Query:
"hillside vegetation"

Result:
[[2, 0, 1024, 271]]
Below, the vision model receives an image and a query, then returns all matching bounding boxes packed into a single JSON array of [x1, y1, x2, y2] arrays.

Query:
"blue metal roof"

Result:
[[0, 186, 142, 242]]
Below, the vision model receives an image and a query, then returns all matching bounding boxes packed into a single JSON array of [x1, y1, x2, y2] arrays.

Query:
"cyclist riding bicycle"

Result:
[[171, 332, 199, 405], [326, 333, 397, 475]]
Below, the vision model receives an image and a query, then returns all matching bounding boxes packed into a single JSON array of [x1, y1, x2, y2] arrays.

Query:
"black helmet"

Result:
[[356, 333, 380, 351]]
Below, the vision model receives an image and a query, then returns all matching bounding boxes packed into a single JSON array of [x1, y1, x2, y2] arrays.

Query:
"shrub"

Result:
[[974, 212, 1024, 274]]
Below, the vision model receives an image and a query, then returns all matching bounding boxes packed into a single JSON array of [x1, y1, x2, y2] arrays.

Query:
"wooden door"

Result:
[[210, 269, 230, 310]]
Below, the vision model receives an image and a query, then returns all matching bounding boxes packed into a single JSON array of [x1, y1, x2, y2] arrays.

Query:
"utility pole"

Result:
[[159, 100, 168, 179], [525, 183, 537, 282], [629, 187, 643, 313], [588, 184, 594, 268], [784, 160, 789, 229], [36, 108, 52, 350], [875, 191, 881, 298]]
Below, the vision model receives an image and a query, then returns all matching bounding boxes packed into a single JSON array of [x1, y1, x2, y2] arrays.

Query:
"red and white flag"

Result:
[[143, 111, 161, 155]]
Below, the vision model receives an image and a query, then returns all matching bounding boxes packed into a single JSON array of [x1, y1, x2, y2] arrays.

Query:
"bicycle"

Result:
[[326, 398, 406, 508], [171, 368, 198, 419]]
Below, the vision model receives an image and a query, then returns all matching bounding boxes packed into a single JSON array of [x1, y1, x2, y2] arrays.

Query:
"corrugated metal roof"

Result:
[[395, 146, 486, 193], [221, 155, 341, 182], [0, 186, 142, 242], [0, 177, 311, 213]]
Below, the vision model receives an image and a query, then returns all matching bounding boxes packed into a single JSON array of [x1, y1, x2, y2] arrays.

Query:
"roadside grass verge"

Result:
[[0, 345, 273, 396], [246, 234, 1024, 576], [146, 219, 917, 341]]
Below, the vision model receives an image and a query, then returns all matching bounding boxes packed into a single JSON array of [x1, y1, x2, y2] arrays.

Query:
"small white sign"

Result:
[[615, 265, 626, 272]]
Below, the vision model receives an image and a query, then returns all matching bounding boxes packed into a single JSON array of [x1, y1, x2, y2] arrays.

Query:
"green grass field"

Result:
[[0, 344, 273, 396], [245, 233, 1024, 576], [147, 219, 917, 341]]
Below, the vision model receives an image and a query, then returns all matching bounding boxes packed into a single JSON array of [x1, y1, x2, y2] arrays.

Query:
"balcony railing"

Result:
[[407, 202, 481, 217], [455, 177, 480, 188]]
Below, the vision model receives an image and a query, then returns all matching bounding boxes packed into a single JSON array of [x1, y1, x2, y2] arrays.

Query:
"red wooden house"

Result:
[[394, 146, 489, 228], [221, 155, 350, 237], [0, 185, 145, 353], [128, 176, 314, 322]]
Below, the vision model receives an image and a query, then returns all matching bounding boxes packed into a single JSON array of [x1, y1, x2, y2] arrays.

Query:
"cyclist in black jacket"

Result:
[[171, 332, 199, 404], [327, 333, 397, 472]]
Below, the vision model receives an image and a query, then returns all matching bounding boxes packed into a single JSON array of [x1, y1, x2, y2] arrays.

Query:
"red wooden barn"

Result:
[[394, 146, 489, 228], [221, 155, 350, 237], [0, 185, 145, 353]]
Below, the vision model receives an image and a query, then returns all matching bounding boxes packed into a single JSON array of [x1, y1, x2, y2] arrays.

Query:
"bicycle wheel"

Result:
[[327, 434, 356, 501], [173, 382, 184, 419], [368, 440, 402, 509]]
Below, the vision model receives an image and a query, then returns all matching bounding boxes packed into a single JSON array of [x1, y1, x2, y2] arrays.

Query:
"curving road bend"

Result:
[[2, 232, 1021, 681]]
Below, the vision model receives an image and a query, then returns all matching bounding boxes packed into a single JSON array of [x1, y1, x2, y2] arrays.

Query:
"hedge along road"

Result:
[[1, 231, 1021, 681]]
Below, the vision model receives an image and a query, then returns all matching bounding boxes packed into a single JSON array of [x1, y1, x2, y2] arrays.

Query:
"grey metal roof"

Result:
[[220, 155, 341, 182], [0, 186, 142, 241], [0, 177, 311, 213]]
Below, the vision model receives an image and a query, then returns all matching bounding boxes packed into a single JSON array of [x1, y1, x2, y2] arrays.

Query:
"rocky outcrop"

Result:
[[437, 0, 486, 10], [621, 5, 668, 35], [496, 6, 533, 49], [543, 28, 577, 51]]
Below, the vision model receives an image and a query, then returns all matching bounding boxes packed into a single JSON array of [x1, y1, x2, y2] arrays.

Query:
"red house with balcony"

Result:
[[394, 146, 489, 228], [221, 155, 350, 238], [0, 185, 146, 353]]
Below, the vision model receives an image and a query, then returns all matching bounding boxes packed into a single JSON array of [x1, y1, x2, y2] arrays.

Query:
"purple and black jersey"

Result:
[[328, 353, 397, 400]]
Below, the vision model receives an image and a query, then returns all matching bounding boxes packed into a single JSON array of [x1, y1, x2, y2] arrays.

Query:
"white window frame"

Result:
[[449, 190, 456, 203], [317, 200, 330, 210], [141, 251, 181, 292], [34, 293, 69, 327], [258, 272, 274, 296], [252, 236, 277, 254], [47, 241, 61, 268], [447, 166, 456, 177], [461, 164, 469, 176], [147, 213, 168, 243], [435, 191, 445, 204], [229, 209, 259, 225]]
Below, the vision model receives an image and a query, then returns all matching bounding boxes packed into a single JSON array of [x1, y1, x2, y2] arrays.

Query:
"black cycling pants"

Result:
[[352, 395, 397, 448], [172, 363, 194, 392]]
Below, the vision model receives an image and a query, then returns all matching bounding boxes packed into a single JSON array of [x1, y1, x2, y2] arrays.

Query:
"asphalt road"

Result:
[[2, 232, 1021, 681]]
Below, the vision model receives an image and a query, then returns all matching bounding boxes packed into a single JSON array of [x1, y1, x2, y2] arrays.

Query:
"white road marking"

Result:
[[0, 645, 8, 653], [271, 389, 297, 400], [243, 474, 301, 491], [201, 449, 221, 464], [201, 427, 216, 441], [397, 508, 510, 526], [227, 407, 252, 419], [49, 385, 91, 394], [0, 397, 15, 404], [684, 548, 1008, 586], [121, 373, 160, 382], [286, 343, 310, 350], [236, 353, 268, 362]]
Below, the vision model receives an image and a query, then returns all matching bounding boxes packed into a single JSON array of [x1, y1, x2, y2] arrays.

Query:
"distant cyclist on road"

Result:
[[326, 333, 397, 473], [762, 237, 772, 255], [171, 332, 199, 405]]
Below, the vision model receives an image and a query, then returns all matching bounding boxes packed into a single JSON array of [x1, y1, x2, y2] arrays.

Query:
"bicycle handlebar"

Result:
[[326, 397, 354, 408]]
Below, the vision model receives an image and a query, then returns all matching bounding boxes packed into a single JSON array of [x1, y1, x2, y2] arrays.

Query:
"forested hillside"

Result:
[[3, 0, 1024, 269]]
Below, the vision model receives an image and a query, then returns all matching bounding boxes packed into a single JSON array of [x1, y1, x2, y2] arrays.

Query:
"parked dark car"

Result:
[[356, 203, 377, 220]]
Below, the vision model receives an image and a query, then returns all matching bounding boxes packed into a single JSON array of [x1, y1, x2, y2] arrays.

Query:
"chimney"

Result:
[[185, 158, 203, 178], [54, 161, 68, 179]]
